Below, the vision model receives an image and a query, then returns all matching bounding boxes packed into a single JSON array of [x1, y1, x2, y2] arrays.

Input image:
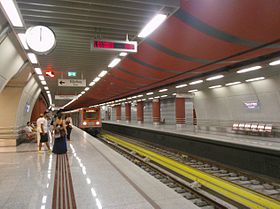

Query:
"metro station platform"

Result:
[[102, 121, 280, 151], [102, 121, 280, 180], [0, 127, 199, 209]]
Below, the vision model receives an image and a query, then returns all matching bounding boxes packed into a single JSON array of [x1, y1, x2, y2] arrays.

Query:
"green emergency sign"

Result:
[[68, 72, 76, 77]]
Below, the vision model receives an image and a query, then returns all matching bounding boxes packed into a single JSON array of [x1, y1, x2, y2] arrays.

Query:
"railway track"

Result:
[[97, 131, 280, 209], [97, 135, 232, 209]]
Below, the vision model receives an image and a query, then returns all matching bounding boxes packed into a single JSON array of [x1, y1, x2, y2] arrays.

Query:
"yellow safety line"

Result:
[[102, 133, 280, 209]]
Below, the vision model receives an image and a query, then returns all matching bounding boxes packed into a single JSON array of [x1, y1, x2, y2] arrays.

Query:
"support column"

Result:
[[176, 94, 186, 127], [152, 98, 160, 125], [115, 105, 121, 122], [125, 103, 131, 123], [137, 101, 144, 124]]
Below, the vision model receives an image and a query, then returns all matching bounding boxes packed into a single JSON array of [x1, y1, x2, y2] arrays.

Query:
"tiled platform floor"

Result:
[[0, 127, 199, 209]]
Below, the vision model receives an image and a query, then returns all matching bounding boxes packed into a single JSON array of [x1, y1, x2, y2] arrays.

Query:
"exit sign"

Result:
[[68, 72, 76, 77]]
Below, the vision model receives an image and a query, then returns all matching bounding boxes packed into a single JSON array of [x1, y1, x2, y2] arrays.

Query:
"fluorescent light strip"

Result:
[[225, 81, 241, 86], [161, 94, 167, 98], [41, 81, 47, 85], [89, 81, 96, 86], [17, 33, 28, 49], [34, 68, 42, 75], [98, 70, 107, 77], [154, 96, 160, 99], [245, 77, 265, 82], [159, 88, 168, 92], [93, 77, 101, 82], [148, 97, 153, 100], [108, 58, 121, 68], [0, 0, 23, 27], [209, 85, 222, 89], [138, 14, 167, 38], [206, 75, 224, 81], [189, 80, 203, 85], [119, 52, 127, 57], [188, 89, 198, 92], [269, 60, 280, 66], [27, 53, 38, 64], [38, 75, 45, 81], [81, 91, 85, 94], [172, 93, 176, 95], [84, 87, 89, 91], [44, 86, 49, 90], [137, 94, 143, 97], [146, 92, 153, 95], [175, 84, 187, 88], [237, 66, 262, 74], [46, 91, 50, 94]]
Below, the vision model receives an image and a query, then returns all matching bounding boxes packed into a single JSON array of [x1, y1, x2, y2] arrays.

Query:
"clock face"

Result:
[[26, 25, 56, 55]]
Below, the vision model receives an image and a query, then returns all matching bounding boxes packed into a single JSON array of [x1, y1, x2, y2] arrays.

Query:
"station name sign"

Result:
[[90, 39, 137, 53]]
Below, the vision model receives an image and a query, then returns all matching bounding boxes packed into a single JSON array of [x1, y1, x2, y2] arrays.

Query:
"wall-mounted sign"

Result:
[[91, 39, 137, 53], [244, 100, 260, 109], [68, 72, 76, 77], [58, 79, 86, 87], [55, 95, 77, 100]]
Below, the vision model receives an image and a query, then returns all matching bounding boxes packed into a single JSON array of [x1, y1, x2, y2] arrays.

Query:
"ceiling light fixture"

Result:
[[175, 84, 187, 88], [225, 81, 241, 86], [119, 52, 127, 57], [89, 81, 96, 86], [17, 33, 28, 49], [209, 85, 222, 89], [137, 94, 143, 97], [98, 70, 107, 77], [46, 91, 50, 94], [159, 88, 168, 92], [188, 89, 198, 92], [146, 92, 153, 95], [27, 53, 38, 64], [161, 95, 168, 98], [84, 87, 89, 91], [237, 66, 262, 74], [108, 58, 121, 68], [189, 80, 203, 85], [34, 68, 42, 75], [44, 86, 49, 90], [269, 60, 280, 66], [0, 0, 23, 27], [206, 75, 224, 81], [93, 77, 101, 82], [245, 77, 265, 82], [41, 81, 47, 85], [138, 14, 167, 38], [154, 96, 160, 99], [81, 91, 85, 94], [38, 75, 45, 81], [172, 93, 176, 96], [148, 97, 154, 100]]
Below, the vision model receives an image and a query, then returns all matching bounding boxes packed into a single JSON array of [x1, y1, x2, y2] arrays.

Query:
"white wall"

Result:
[[194, 74, 280, 123]]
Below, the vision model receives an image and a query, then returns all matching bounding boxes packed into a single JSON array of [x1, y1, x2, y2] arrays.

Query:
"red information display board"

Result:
[[91, 39, 137, 52]]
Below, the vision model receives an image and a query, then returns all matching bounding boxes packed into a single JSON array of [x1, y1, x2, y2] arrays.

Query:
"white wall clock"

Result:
[[26, 25, 56, 55]]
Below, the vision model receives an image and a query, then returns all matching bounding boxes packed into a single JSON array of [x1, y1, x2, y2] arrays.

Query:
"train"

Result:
[[67, 107, 102, 135]]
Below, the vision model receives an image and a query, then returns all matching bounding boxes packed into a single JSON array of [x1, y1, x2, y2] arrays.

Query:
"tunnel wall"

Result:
[[194, 74, 280, 123]]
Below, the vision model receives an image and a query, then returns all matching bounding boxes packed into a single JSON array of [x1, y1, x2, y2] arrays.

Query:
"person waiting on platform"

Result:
[[52, 125, 67, 154], [36, 113, 51, 153], [24, 122, 36, 142], [65, 114, 73, 141]]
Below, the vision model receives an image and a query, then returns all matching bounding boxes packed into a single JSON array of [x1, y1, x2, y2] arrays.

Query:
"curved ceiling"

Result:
[[67, 0, 280, 109], [16, 0, 280, 109]]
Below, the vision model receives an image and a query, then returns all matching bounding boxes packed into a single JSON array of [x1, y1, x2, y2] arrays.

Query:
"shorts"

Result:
[[40, 133, 48, 143]]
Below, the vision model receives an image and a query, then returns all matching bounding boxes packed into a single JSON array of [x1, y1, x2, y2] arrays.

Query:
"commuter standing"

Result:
[[65, 114, 73, 141], [36, 113, 51, 153]]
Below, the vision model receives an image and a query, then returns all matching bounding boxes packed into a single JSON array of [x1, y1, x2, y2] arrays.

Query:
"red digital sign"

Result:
[[91, 39, 137, 53]]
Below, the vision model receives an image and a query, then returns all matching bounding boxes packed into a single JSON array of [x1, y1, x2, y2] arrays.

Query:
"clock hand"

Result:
[[40, 27, 42, 42]]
